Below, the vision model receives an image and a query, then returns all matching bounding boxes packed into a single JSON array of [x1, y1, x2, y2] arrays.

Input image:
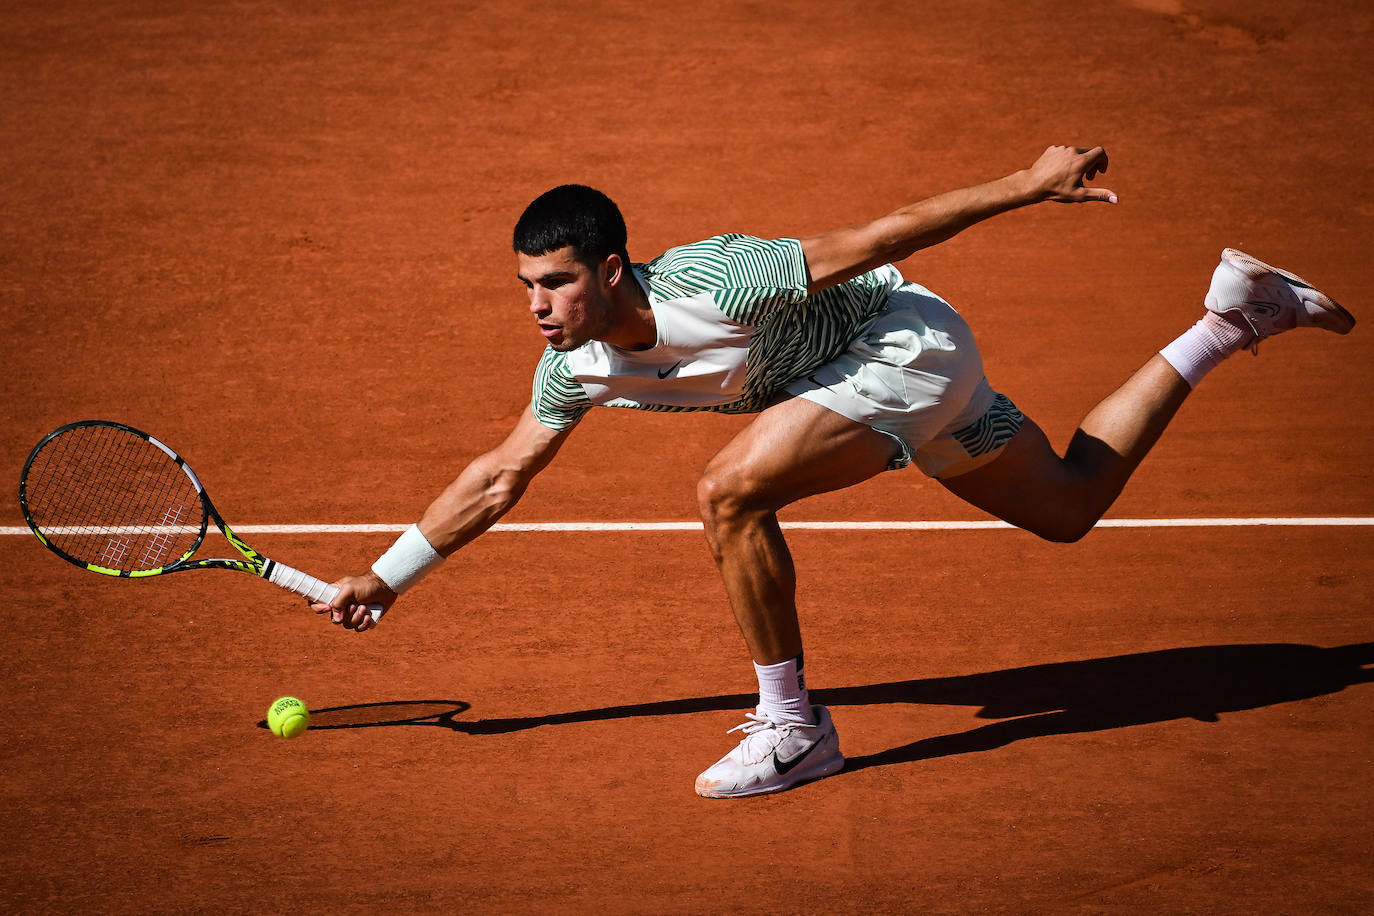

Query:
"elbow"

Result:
[[873, 229, 909, 266]]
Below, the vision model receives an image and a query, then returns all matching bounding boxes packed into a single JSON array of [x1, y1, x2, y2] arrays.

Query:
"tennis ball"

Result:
[[267, 696, 310, 739]]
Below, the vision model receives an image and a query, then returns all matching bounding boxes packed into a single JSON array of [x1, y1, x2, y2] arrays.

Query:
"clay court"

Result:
[[3, 0, 1372, 912]]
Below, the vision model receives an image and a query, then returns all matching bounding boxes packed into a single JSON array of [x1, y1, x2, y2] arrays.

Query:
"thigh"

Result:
[[705, 397, 900, 509], [936, 416, 1078, 532]]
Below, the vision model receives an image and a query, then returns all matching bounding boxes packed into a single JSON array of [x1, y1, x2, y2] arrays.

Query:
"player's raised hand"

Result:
[[1027, 145, 1118, 204], [311, 573, 396, 632]]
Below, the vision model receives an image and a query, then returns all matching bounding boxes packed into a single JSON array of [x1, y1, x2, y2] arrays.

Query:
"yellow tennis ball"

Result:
[[267, 696, 310, 739]]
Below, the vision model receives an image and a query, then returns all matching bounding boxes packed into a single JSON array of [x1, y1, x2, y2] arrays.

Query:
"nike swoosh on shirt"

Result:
[[657, 360, 683, 379]]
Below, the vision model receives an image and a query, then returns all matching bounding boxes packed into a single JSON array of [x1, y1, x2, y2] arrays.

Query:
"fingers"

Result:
[[1069, 146, 1107, 180], [1081, 150, 1110, 197], [1032, 145, 1116, 204], [1071, 181, 1118, 204], [1079, 147, 1114, 201], [1040, 144, 1108, 171], [343, 603, 377, 632], [1062, 147, 1117, 204], [325, 602, 376, 631], [1079, 145, 1108, 176], [309, 580, 382, 633]]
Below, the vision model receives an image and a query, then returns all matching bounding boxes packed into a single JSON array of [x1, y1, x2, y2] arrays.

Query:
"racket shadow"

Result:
[[256, 700, 472, 731], [255, 695, 757, 735]]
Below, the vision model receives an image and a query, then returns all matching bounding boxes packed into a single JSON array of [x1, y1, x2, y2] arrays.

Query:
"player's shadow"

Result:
[[827, 641, 1374, 773], [296, 643, 1373, 773]]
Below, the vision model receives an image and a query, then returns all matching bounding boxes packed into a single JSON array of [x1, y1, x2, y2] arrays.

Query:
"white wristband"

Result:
[[371, 524, 444, 594]]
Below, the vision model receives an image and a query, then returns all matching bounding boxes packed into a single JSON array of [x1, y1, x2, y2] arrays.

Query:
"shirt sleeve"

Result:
[[530, 346, 593, 430], [646, 235, 810, 325]]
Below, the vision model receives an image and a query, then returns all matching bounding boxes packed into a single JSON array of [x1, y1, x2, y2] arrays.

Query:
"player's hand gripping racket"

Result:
[[19, 420, 383, 625]]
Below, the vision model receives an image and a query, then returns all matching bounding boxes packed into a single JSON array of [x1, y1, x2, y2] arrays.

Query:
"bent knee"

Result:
[[697, 467, 743, 522], [696, 459, 773, 526]]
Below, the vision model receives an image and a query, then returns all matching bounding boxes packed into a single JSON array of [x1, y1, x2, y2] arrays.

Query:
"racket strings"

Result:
[[24, 425, 205, 572]]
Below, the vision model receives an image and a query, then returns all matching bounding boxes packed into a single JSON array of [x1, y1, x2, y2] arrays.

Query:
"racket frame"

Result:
[[20, 420, 382, 619]]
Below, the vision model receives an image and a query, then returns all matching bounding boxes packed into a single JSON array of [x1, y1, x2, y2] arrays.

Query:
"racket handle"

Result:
[[265, 560, 387, 622]]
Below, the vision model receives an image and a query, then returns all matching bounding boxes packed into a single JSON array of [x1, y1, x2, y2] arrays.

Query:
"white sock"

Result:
[[754, 653, 813, 725], [1159, 312, 1253, 389]]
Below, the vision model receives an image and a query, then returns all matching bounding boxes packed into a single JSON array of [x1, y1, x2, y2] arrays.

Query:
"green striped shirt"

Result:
[[532, 234, 900, 429]]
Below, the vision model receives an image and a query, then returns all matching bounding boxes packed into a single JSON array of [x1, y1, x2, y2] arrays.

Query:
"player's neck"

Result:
[[600, 273, 656, 351]]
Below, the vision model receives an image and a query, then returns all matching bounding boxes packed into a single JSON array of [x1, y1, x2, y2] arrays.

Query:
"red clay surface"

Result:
[[2, 1, 1372, 912]]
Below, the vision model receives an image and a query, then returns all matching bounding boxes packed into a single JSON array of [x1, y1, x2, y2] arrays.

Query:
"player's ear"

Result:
[[601, 252, 624, 288]]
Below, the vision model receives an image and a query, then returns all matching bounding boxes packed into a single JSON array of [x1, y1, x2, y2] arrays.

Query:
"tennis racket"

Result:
[[19, 420, 383, 622]]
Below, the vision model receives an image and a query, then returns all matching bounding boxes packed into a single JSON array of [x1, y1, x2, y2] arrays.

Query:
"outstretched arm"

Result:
[[316, 405, 575, 630], [414, 405, 572, 554], [801, 145, 1116, 293]]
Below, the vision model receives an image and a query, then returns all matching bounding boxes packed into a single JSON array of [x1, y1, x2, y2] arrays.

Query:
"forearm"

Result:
[[869, 170, 1041, 263], [804, 170, 1039, 291], [416, 454, 530, 556], [323, 462, 530, 623], [362, 407, 568, 598], [803, 146, 1114, 293], [344, 466, 516, 607]]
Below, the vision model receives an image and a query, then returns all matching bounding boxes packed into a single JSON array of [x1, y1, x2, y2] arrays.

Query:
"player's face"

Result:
[[517, 247, 615, 352]]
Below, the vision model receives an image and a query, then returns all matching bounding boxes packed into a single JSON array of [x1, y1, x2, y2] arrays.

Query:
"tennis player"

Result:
[[316, 145, 1354, 798]]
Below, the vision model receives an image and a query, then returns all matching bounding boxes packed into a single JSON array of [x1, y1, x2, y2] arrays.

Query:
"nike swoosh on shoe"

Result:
[[773, 737, 822, 776]]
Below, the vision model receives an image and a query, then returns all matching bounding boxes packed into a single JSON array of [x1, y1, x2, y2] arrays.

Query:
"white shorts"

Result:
[[783, 280, 1024, 478]]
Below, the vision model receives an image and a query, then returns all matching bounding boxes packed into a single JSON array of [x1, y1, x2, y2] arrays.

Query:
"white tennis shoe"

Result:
[[1205, 248, 1355, 353], [694, 705, 843, 798]]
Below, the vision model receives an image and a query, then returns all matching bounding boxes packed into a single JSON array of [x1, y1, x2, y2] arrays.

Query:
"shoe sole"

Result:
[[1221, 248, 1356, 334], [695, 751, 845, 799]]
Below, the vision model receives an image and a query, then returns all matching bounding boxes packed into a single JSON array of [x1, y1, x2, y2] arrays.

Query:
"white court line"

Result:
[[2, 518, 1372, 536]]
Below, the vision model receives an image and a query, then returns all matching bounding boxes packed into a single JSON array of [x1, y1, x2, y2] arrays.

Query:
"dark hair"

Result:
[[513, 184, 630, 266]]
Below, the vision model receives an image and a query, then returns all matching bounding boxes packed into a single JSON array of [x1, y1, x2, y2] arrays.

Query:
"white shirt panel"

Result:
[[565, 278, 758, 409]]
